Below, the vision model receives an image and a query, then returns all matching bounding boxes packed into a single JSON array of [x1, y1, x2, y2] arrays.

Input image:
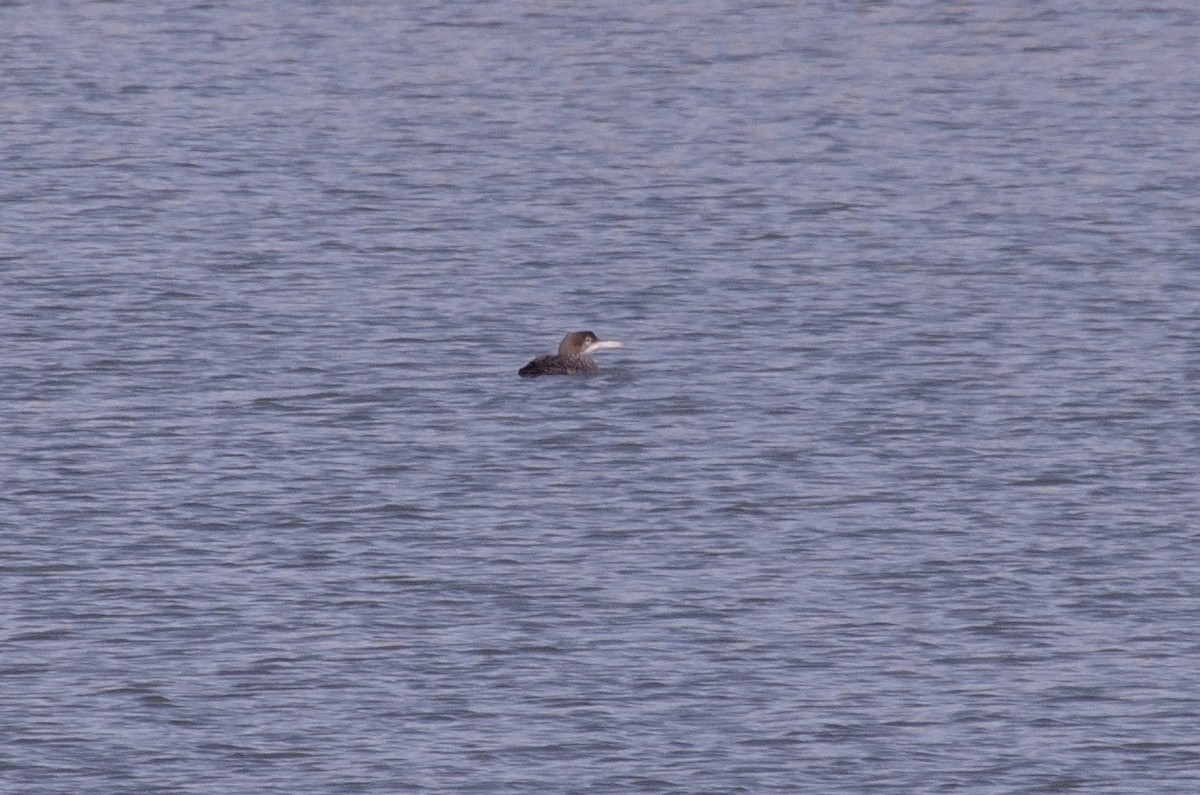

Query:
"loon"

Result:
[[518, 330, 623, 377]]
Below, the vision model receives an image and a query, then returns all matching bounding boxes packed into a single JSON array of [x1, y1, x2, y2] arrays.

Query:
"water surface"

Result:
[[3, 1, 1199, 792]]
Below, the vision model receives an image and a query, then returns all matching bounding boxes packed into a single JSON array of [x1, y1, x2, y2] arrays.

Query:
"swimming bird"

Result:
[[518, 330, 623, 377]]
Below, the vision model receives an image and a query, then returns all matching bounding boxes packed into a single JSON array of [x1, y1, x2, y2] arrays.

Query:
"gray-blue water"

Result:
[[3, 1, 1199, 792]]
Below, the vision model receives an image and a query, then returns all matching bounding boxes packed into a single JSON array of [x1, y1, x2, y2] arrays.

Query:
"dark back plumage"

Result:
[[518, 353, 600, 377]]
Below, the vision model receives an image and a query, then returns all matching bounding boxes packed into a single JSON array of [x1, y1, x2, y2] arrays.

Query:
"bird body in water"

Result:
[[518, 330, 623, 377]]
